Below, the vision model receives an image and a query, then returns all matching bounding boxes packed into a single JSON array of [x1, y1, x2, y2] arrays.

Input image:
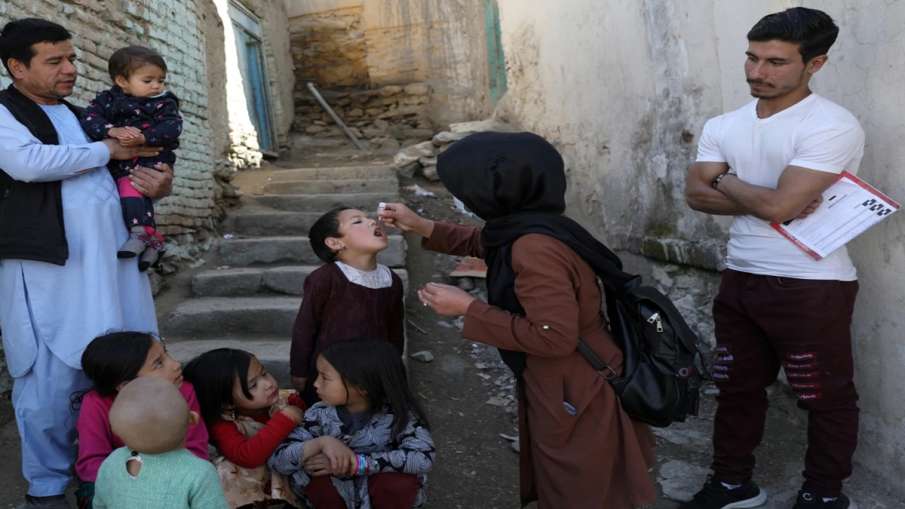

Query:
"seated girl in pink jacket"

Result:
[[73, 332, 209, 508]]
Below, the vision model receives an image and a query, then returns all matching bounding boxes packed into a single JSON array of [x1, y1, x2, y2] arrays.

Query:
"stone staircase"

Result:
[[162, 163, 407, 384]]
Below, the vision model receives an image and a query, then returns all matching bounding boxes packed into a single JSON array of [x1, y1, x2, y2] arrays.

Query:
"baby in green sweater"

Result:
[[93, 377, 228, 509]]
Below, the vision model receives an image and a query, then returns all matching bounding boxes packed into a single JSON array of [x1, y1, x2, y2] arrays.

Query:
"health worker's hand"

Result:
[[378, 202, 434, 238], [418, 282, 476, 317]]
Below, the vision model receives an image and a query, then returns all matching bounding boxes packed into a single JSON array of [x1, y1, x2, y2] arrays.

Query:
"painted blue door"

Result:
[[483, 0, 508, 104], [229, 2, 274, 152]]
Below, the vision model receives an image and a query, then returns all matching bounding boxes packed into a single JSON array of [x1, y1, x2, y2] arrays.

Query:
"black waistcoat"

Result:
[[0, 84, 84, 265]]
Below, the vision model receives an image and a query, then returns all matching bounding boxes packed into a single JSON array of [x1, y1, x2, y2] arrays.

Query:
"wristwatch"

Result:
[[711, 170, 736, 189]]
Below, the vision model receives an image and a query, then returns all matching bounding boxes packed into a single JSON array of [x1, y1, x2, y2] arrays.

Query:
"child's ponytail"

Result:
[[322, 340, 429, 439]]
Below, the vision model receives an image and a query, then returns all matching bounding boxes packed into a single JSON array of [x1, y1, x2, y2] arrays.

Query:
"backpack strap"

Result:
[[577, 337, 618, 380]]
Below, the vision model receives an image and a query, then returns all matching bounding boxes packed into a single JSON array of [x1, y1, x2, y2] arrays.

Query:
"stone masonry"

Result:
[[289, 4, 369, 88], [287, 0, 494, 129], [293, 82, 433, 151]]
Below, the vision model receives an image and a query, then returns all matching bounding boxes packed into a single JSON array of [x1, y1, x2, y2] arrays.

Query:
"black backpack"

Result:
[[578, 272, 705, 428]]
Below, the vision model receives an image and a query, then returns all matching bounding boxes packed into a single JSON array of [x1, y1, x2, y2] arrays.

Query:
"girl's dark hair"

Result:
[[308, 206, 349, 263], [80, 332, 156, 397], [183, 348, 255, 425], [321, 340, 429, 438], [107, 45, 167, 81], [747, 7, 839, 63], [0, 18, 71, 75]]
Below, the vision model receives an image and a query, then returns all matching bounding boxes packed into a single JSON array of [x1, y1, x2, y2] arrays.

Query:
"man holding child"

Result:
[[0, 18, 172, 508]]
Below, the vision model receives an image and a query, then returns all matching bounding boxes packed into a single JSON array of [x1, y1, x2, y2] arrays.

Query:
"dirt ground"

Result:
[[397, 176, 522, 508], [0, 403, 27, 508]]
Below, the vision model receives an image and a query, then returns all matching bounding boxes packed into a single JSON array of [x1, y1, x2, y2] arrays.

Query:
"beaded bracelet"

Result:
[[711, 169, 736, 189], [356, 454, 368, 476]]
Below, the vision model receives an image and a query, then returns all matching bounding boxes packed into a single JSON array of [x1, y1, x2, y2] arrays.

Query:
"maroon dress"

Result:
[[290, 262, 404, 403]]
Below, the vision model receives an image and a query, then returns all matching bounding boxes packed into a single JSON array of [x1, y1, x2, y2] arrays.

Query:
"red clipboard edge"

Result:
[[839, 171, 901, 209], [769, 170, 900, 260], [771, 223, 823, 260]]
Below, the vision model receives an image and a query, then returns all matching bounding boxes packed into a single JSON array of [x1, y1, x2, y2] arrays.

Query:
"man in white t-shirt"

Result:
[[683, 8, 864, 509]]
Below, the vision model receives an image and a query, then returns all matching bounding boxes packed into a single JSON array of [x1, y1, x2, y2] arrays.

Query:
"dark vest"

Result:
[[0, 84, 84, 265]]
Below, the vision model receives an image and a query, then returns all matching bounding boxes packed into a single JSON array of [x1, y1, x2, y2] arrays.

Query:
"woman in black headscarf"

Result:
[[380, 131, 656, 508]]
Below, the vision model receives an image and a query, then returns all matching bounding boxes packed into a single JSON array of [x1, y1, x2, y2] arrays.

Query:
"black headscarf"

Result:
[[437, 131, 636, 376]]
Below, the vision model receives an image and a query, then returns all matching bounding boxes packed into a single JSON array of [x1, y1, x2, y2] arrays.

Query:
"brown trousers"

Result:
[[710, 269, 859, 496]]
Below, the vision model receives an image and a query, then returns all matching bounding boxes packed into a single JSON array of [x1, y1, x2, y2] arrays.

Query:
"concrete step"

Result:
[[162, 297, 300, 337], [193, 265, 410, 297], [218, 235, 406, 267], [244, 193, 397, 212], [221, 210, 322, 236], [262, 178, 398, 195], [269, 165, 396, 181], [167, 338, 292, 386]]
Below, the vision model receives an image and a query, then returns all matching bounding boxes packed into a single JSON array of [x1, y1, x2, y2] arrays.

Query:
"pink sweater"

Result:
[[75, 381, 209, 482]]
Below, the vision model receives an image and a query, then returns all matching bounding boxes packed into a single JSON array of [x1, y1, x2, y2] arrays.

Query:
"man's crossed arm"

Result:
[[685, 162, 834, 223]]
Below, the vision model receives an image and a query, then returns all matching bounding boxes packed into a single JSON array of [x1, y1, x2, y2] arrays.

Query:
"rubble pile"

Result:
[[392, 118, 516, 181], [293, 82, 434, 152]]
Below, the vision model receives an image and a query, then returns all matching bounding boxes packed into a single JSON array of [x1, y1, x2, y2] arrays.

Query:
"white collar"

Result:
[[335, 261, 393, 289]]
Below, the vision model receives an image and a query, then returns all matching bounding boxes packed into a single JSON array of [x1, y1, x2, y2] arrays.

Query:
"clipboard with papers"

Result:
[[771, 171, 900, 260]]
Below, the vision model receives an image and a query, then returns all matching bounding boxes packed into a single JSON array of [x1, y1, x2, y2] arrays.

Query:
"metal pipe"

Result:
[[306, 82, 367, 151]]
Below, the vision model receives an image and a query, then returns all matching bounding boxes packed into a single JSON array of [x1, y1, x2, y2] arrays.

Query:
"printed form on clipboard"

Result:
[[771, 171, 900, 260]]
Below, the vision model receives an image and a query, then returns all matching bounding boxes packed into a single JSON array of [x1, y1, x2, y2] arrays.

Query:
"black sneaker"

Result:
[[679, 476, 768, 508], [792, 490, 857, 509]]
